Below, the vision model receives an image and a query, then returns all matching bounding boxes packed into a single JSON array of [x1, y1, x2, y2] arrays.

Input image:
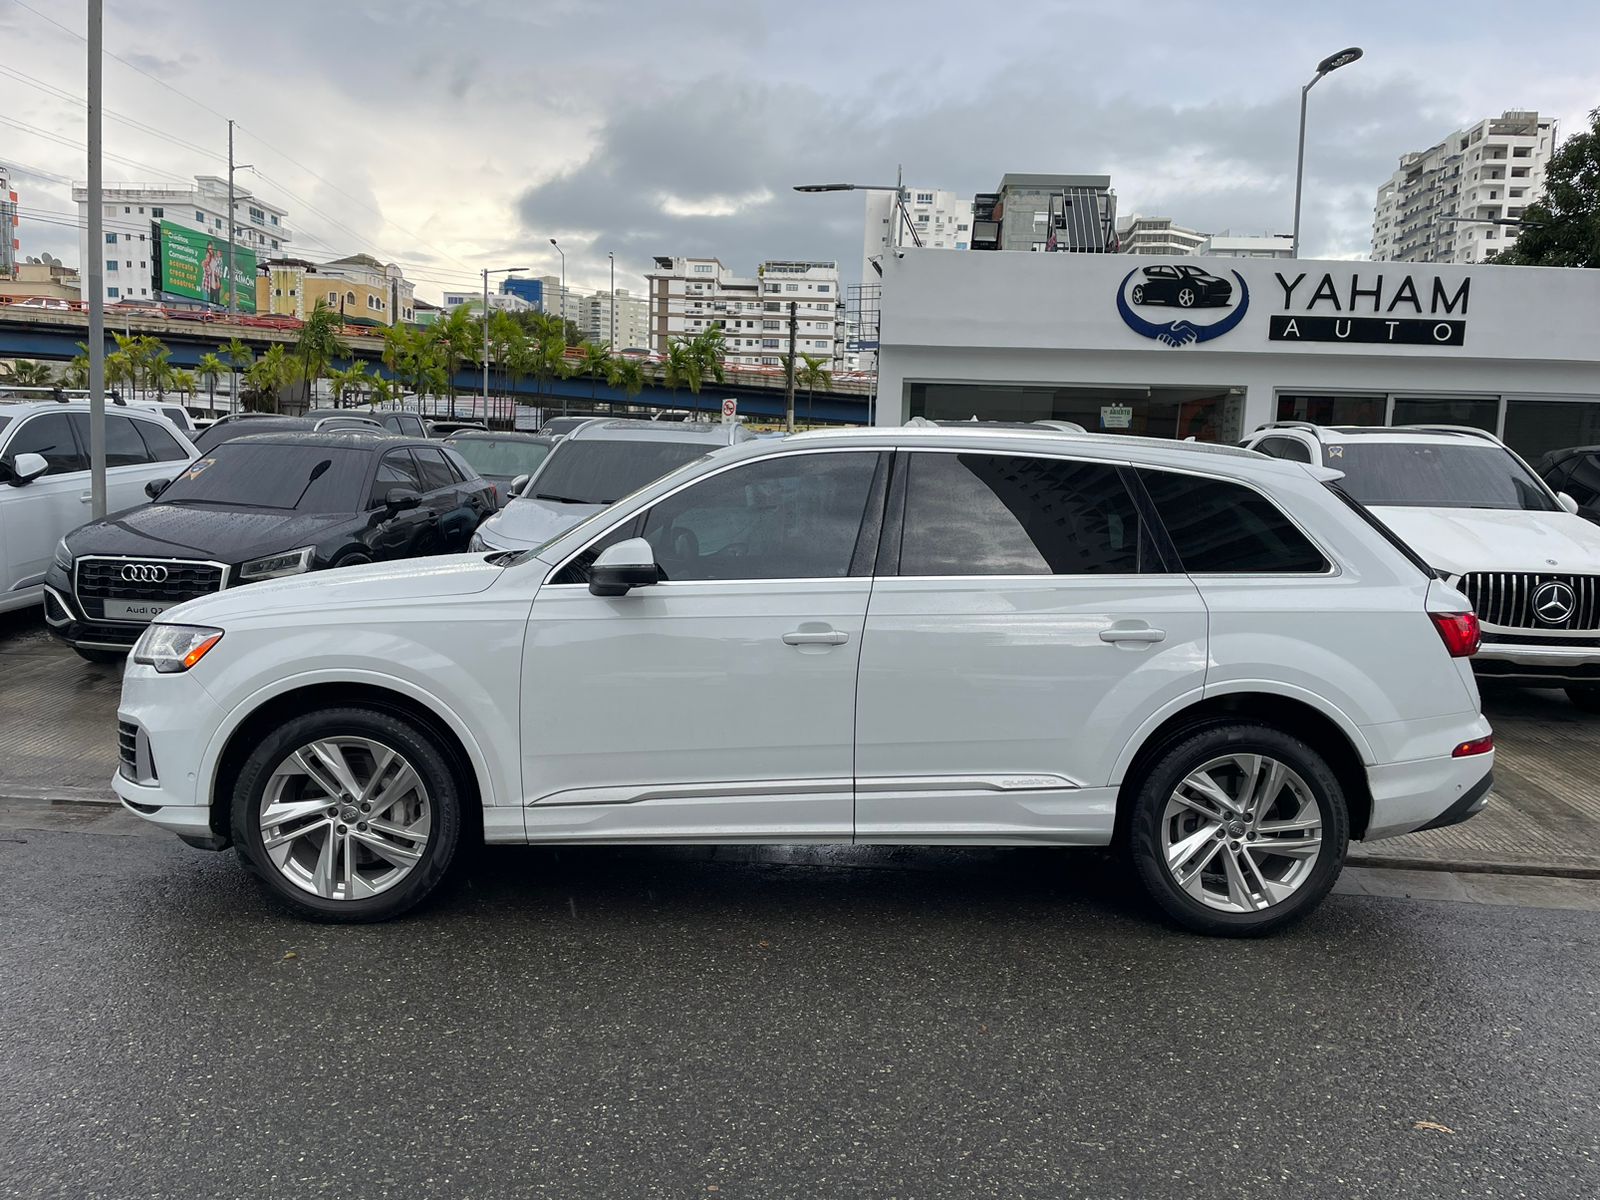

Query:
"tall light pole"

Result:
[[1291, 46, 1363, 259], [794, 170, 924, 249], [482, 265, 529, 423], [608, 251, 615, 348], [86, 0, 106, 517], [548, 237, 565, 330]]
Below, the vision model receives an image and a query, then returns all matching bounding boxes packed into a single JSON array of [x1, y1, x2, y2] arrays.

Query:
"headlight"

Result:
[[238, 546, 315, 581], [469, 531, 488, 552], [133, 624, 224, 673], [53, 538, 72, 570]]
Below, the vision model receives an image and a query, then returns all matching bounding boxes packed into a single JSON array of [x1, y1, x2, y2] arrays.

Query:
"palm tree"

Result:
[[797, 353, 831, 427], [295, 301, 351, 409], [243, 344, 301, 413], [367, 375, 396, 409], [65, 345, 90, 389], [170, 369, 197, 403], [663, 339, 701, 404], [430, 305, 479, 419], [195, 352, 227, 408], [6, 359, 56, 387], [219, 336, 254, 413], [328, 362, 369, 408], [607, 355, 645, 410], [688, 327, 727, 388], [577, 340, 611, 407]]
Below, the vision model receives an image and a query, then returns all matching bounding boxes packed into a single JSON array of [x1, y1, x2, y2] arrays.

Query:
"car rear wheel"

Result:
[[1128, 723, 1348, 936], [73, 646, 125, 665], [1176, 287, 1196, 307], [1565, 686, 1600, 713], [331, 550, 372, 569], [231, 706, 462, 922], [1131, 283, 1145, 303]]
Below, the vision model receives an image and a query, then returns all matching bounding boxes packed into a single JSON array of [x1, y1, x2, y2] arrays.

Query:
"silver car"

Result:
[[470, 418, 751, 552]]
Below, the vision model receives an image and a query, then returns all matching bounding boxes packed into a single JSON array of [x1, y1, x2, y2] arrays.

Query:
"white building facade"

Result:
[[1200, 233, 1294, 259], [440, 290, 533, 315], [72, 175, 290, 306], [645, 256, 843, 369], [860, 187, 971, 282], [1372, 110, 1557, 264], [876, 247, 1600, 463], [576, 288, 649, 350], [1117, 216, 1206, 256]]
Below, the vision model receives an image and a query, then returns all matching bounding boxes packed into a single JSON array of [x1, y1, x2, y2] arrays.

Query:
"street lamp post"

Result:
[[608, 251, 615, 348], [548, 238, 565, 328], [482, 265, 530, 425], [1291, 46, 1363, 259]]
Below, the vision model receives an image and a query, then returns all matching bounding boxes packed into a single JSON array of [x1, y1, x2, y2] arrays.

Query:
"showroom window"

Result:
[[899, 453, 1149, 576], [1503, 399, 1600, 462], [1139, 471, 1327, 574]]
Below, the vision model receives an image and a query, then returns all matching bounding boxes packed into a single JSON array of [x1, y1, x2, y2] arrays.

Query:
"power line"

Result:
[[0, 63, 226, 165], [0, 114, 194, 183]]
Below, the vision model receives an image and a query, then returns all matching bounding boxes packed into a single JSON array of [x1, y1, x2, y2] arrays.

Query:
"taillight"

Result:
[[1430, 611, 1480, 658], [1452, 734, 1494, 757]]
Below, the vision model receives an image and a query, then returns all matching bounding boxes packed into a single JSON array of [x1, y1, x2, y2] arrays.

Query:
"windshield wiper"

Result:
[[533, 493, 593, 504]]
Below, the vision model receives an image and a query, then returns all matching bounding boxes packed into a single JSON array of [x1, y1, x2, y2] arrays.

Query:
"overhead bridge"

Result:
[[0, 306, 873, 425]]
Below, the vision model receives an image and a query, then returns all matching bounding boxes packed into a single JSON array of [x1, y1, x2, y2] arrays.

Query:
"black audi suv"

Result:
[[44, 431, 495, 662]]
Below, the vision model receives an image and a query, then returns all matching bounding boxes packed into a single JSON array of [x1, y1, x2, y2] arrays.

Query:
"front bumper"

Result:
[[112, 662, 231, 849], [42, 582, 144, 651], [1473, 641, 1600, 685]]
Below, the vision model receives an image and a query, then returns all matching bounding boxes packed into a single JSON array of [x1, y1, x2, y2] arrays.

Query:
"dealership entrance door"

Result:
[[906, 382, 1246, 442]]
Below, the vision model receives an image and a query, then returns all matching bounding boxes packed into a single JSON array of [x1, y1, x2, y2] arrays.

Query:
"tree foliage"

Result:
[[1491, 107, 1600, 268]]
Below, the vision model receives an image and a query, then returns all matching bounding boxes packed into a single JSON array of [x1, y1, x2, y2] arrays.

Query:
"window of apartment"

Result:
[[693, 264, 713, 274], [271, 240, 279, 250], [138, 232, 145, 241], [107, 286, 119, 297], [105, 232, 117, 244], [785, 283, 799, 292], [139, 261, 146, 269], [957, 223, 969, 231], [1513, 146, 1532, 158], [916, 192, 934, 204], [151, 207, 162, 218], [764, 301, 780, 312], [762, 338, 780, 349], [249, 206, 265, 223], [1510, 188, 1526, 198], [139, 288, 147, 296], [765, 283, 782, 293], [762, 319, 779, 330], [762, 356, 780, 365], [105, 260, 118, 272], [1512, 167, 1530, 178], [123, 206, 130, 214], [818, 284, 831, 293], [270, 214, 279, 225], [196, 210, 205, 222]]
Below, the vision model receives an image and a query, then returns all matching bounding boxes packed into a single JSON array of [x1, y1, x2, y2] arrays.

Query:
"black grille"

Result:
[[1457, 572, 1600, 633], [75, 558, 224, 620], [117, 720, 139, 776]]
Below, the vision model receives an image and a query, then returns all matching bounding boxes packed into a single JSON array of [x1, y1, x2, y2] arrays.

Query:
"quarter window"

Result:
[[899, 453, 1148, 576], [411, 447, 457, 492], [132, 419, 189, 462], [6, 413, 86, 475], [369, 450, 423, 507], [1256, 437, 1313, 464], [1139, 470, 1328, 573], [637, 452, 879, 582]]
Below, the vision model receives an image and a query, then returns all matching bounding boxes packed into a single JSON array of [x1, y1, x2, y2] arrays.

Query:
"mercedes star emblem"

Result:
[[1533, 580, 1577, 625]]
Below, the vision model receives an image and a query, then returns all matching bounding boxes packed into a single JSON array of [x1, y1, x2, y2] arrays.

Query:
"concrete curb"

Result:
[[0, 788, 119, 806], [1349, 853, 1600, 881]]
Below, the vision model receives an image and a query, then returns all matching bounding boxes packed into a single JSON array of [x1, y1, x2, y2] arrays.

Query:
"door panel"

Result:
[[521, 579, 868, 840], [2, 413, 89, 596], [854, 575, 1208, 843]]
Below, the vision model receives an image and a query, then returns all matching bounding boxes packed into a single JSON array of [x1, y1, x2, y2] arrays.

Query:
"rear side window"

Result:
[[899, 452, 1148, 575], [1139, 470, 1328, 574], [101, 414, 154, 467], [411, 447, 457, 492], [8, 413, 86, 475], [1257, 437, 1313, 464], [440, 446, 480, 482], [370, 450, 423, 507], [132, 419, 191, 463]]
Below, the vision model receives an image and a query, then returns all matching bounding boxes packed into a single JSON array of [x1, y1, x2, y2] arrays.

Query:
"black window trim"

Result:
[[886, 446, 1167, 580], [1133, 462, 1338, 578], [543, 446, 887, 588], [9, 410, 91, 474]]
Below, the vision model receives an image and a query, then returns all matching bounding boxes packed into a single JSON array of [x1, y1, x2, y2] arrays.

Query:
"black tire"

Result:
[[331, 550, 372, 569], [1565, 686, 1600, 713], [1128, 723, 1349, 937], [1131, 283, 1146, 304], [73, 645, 125, 665], [231, 706, 463, 922]]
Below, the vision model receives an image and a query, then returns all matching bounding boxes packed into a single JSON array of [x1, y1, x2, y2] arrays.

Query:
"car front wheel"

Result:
[[1176, 287, 1196, 307], [1566, 686, 1600, 713], [231, 706, 463, 922], [1128, 723, 1348, 936]]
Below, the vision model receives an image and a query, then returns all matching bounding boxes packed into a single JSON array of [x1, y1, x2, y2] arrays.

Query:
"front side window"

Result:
[[411, 447, 458, 492], [370, 450, 423, 507], [5, 413, 85, 476], [1140, 470, 1327, 573], [899, 453, 1147, 576], [132, 419, 189, 462], [638, 452, 878, 582]]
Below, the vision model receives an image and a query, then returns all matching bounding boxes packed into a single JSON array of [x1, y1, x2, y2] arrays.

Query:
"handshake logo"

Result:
[[1116, 268, 1250, 349]]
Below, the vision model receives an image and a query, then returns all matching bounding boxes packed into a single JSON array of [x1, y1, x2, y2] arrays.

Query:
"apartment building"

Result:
[[72, 174, 290, 307], [860, 186, 972, 281], [1199, 233, 1294, 259], [970, 174, 1118, 253], [440, 289, 533, 316], [1116, 216, 1206, 256], [1372, 110, 1557, 264], [575, 288, 649, 350], [1, 165, 17, 276], [261, 253, 416, 325], [645, 256, 843, 368]]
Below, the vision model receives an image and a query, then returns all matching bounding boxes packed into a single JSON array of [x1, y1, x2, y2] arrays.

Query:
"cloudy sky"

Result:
[[3, 0, 1596, 303]]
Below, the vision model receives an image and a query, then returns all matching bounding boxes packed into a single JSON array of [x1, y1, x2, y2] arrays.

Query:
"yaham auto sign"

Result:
[[1267, 270, 1471, 347], [155, 219, 256, 313]]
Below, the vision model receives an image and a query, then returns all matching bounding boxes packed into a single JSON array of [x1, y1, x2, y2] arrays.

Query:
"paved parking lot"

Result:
[[3, 605, 1596, 875]]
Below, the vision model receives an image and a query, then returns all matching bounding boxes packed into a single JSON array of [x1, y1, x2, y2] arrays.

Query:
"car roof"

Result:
[[0, 399, 179, 420], [219, 431, 421, 451], [565, 417, 751, 444], [1259, 423, 1504, 446], [446, 429, 556, 442]]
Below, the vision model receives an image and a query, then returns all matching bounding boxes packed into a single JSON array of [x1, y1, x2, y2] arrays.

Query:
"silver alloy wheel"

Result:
[[258, 736, 432, 901], [1160, 753, 1323, 914], [1177, 288, 1195, 307]]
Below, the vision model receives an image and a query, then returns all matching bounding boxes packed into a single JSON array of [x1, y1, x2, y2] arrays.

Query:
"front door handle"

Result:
[[79, 491, 93, 503], [783, 629, 849, 647], [1099, 626, 1166, 644]]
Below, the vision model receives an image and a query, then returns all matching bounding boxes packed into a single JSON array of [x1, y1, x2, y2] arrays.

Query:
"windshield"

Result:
[[1332, 442, 1558, 512], [157, 443, 367, 511], [527, 439, 710, 505], [192, 419, 304, 454], [450, 437, 552, 480]]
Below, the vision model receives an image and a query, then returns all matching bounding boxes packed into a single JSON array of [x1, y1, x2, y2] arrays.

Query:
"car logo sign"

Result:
[[1117, 267, 1250, 348], [1533, 580, 1576, 625], [121, 563, 169, 584]]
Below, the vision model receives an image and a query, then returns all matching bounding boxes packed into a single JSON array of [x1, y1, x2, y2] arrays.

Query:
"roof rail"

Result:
[[1251, 420, 1321, 433], [1394, 424, 1503, 444]]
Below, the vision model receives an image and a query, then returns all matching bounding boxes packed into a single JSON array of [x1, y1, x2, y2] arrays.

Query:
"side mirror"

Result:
[[145, 477, 171, 500], [589, 537, 661, 597], [1558, 491, 1580, 516], [509, 474, 531, 498], [8, 452, 48, 486], [385, 486, 421, 512]]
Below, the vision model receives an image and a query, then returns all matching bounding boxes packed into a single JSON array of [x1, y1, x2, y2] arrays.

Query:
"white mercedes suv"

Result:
[[112, 427, 1494, 935], [1245, 423, 1600, 709]]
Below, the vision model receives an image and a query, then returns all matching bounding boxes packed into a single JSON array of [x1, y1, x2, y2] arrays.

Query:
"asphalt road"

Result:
[[3, 829, 1598, 1199]]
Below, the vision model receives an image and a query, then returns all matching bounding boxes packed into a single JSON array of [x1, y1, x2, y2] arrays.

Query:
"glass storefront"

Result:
[[1276, 393, 1384, 426], [1390, 396, 1499, 432], [906, 382, 1246, 443], [1503, 400, 1600, 462]]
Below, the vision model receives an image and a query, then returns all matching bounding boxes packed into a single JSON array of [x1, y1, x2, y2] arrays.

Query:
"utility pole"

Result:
[[226, 119, 236, 315], [86, 0, 107, 517], [784, 299, 797, 433], [482, 267, 490, 423], [608, 251, 616, 348]]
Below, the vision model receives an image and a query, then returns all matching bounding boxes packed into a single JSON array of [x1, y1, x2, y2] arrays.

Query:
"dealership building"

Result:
[[874, 250, 1600, 460]]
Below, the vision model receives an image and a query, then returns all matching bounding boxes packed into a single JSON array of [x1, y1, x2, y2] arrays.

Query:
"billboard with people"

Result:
[[156, 219, 256, 312]]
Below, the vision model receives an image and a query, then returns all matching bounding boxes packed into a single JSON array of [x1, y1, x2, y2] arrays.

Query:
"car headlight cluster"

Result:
[[133, 624, 224, 673], [238, 546, 315, 581], [469, 531, 487, 552], [53, 537, 72, 570]]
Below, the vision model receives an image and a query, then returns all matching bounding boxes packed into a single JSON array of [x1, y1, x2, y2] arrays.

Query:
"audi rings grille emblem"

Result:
[[120, 563, 169, 584], [1533, 580, 1577, 625]]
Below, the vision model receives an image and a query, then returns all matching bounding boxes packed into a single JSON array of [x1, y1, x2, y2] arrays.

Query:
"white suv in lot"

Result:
[[0, 399, 196, 616], [112, 427, 1493, 935], [1244, 423, 1600, 709]]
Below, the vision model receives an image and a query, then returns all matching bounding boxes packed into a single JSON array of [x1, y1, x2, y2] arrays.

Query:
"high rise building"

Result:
[[72, 174, 290, 306], [1372, 110, 1557, 264], [0, 165, 18, 277], [645, 256, 842, 368], [1199, 233, 1293, 259], [860, 187, 972, 282], [1116, 216, 1206, 256], [970, 174, 1117, 253]]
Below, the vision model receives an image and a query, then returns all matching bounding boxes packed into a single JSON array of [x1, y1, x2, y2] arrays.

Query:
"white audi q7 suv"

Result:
[[112, 427, 1494, 935]]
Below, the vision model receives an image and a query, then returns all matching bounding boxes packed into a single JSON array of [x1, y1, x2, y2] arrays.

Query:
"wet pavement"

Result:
[[2, 825, 1599, 1199]]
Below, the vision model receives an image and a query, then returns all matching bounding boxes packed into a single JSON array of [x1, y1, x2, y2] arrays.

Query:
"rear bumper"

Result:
[[1474, 642, 1600, 685], [1363, 749, 1495, 842]]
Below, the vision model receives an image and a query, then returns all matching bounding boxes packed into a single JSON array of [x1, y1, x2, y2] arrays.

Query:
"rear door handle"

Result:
[[1099, 627, 1166, 644], [79, 491, 93, 503], [783, 629, 849, 646]]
